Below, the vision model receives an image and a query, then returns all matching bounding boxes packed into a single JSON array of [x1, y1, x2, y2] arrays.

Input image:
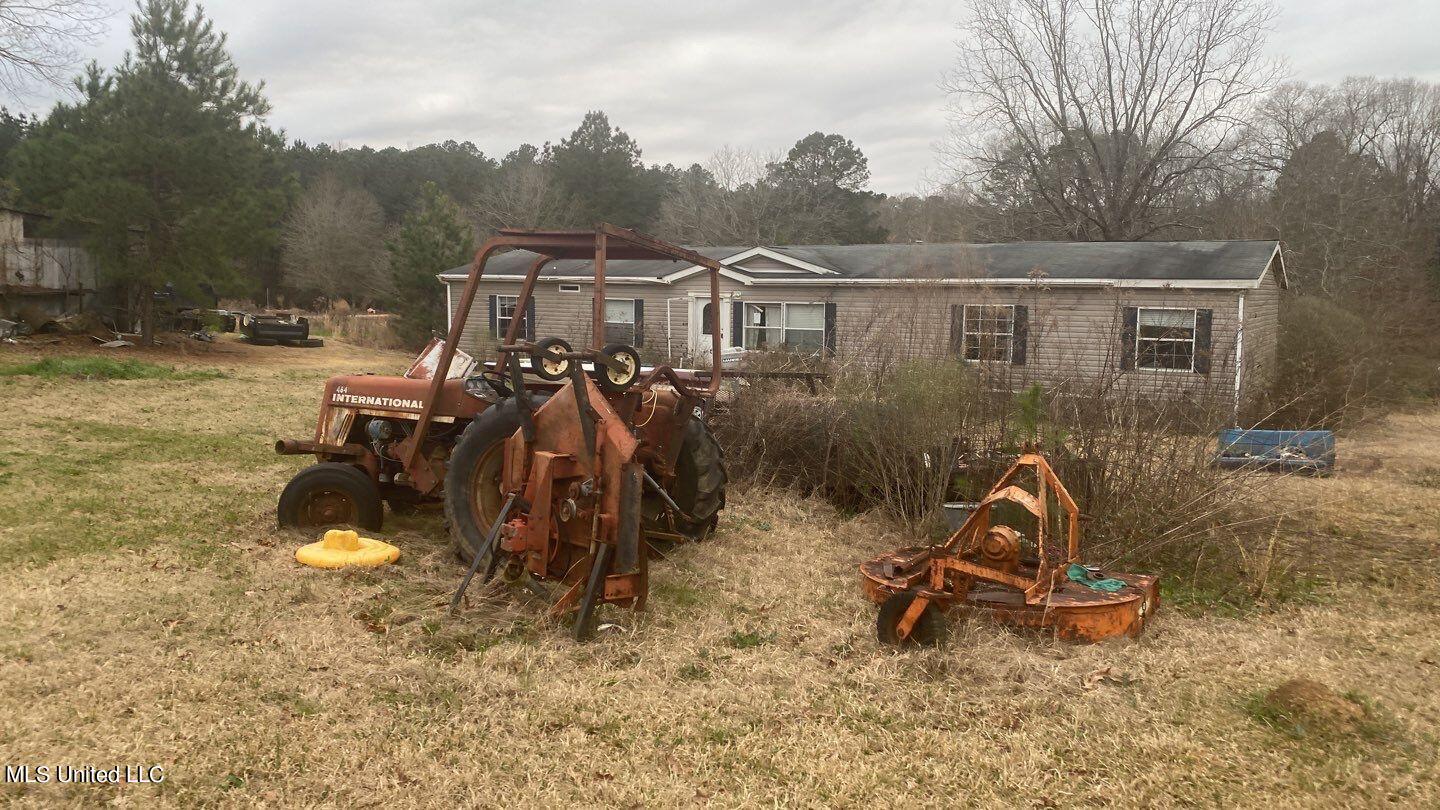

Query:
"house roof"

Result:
[[439, 245, 746, 282], [438, 239, 1285, 289]]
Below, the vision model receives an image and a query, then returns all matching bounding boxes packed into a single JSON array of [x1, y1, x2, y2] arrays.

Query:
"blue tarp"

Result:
[[1214, 428, 1335, 475]]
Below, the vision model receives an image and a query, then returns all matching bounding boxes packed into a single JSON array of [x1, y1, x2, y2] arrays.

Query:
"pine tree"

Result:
[[765, 132, 887, 244], [388, 181, 474, 348], [547, 111, 665, 228], [12, 0, 290, 343]]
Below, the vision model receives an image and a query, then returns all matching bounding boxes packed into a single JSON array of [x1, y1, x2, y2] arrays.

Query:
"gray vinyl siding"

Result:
[[669, 274, 1243, 402], [446, 279, 694, 362], [445, 266, 1273, 406], [1240, 261, 1282, 397]]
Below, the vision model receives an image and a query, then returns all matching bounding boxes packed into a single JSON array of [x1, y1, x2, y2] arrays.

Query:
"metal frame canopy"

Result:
[[401, 223, 730, 491]]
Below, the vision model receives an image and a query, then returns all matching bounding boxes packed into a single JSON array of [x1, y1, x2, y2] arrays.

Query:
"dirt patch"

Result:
[[1260, 678, 1366, 734]]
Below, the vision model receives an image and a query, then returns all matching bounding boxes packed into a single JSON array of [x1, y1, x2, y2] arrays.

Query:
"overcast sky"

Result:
[[13, 0, 1440, 193]]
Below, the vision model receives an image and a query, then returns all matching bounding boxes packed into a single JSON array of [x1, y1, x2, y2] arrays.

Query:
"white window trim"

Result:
[[604, 297, 638, 326], [1135, 307, 1198, 373], [741, 301, 826, 352], [959, 303, 1016, 364], [495, 294, 520, 338], [602, 297, 639, 344], [558, 283, 581, 293], [660, 246, 837, 284]]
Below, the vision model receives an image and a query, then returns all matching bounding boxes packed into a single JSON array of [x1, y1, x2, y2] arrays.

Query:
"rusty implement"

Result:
[[493, 373, 653, 638], [861, 453, 1159, 646]]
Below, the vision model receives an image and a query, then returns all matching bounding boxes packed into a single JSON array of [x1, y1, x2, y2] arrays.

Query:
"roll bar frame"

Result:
[[399, 224, 730, 492]]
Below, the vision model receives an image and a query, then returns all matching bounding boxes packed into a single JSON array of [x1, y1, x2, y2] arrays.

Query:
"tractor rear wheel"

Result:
[[278, 463, 384, 531], [661, 415, 727, 541], [445, 396, 548, 564]]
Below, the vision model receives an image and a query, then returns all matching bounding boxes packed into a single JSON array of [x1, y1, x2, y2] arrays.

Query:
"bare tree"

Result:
[[874, 182, 974, 244], [654, 146, 811, 245], [0, 0, 110, 96], [281, 173, 391, 305], [1250, 77, 1440, 296], [945, 0, 1281, 240], [470, 147, 578, 234]]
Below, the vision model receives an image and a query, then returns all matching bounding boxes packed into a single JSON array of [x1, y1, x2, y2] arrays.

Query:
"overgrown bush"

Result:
[[713, 358, 1285, 595], [1254, 294, 1440, 428], [310, 301, 404, 350]]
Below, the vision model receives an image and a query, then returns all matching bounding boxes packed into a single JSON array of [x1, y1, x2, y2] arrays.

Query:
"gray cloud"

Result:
[[15, 0, 1440, 193]]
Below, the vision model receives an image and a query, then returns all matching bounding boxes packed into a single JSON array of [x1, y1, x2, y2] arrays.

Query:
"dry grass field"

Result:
[[1, 336, 1437, 807]]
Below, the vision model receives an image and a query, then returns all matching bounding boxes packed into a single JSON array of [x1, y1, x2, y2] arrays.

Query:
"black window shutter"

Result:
[[823, 302, 837, 357], [949, 304, 964, 355], [1120, 306, 1138, 370], [488, 294, 498, 338], [524, 296, 536, 340], [1193, 308, 1212, 374], [633, 299, 644, 348], [731, 301, 744, 348], [1012, 305, 1028, 366]]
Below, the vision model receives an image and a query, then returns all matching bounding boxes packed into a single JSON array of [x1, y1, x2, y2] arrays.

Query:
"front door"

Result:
[[690, 296, 730, 360]]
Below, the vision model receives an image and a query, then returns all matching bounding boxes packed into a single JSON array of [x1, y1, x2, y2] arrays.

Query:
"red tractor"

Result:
[[275, 225, 729, 636]]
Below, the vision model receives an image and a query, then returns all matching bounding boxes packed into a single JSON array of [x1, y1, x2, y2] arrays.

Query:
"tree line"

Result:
[[0, 2, 889, 345], [0, 0, 1436, 397]]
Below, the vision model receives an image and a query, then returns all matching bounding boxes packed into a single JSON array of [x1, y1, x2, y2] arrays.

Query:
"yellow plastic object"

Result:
[[296, 529, 400, 569]]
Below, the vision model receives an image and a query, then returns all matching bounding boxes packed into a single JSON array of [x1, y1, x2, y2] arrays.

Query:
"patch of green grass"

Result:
[[0, 417, 280, 566], [1243, 687, 1402, 751], [652, 580, 705, 609], [0, 356, 225, 381], [371, 686, 463, 713], [677, 662, 710, 681], [703, 726, 736, 746], [1160, 569, 1326, 617], [263, 690, 326, 718], [725, 629, 775, 649], [221, 774, 246, 790], [1245, 691, 1312, 739]]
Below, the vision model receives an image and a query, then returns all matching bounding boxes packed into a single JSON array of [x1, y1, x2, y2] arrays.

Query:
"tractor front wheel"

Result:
[[278, 463, 384, 531]]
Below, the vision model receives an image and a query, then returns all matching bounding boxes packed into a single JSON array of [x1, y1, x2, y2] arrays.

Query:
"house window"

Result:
[[743, 302, 824, 353], [700, 302, 714, 335], [1136, 308, 1196, 371], [558, 284, 581, 293], [495, 295, 519, 338], [604, 298, 637, 344], [961, 304, 1014, 362]]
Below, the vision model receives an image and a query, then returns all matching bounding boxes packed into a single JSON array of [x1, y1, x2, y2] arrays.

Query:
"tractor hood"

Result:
[[313, 374, 489, 443]]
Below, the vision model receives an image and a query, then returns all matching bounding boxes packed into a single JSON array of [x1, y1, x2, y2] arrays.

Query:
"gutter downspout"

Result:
[[445, 279, 453, 333], [664, 296, 689, 362], [1233, 293, 1245, 425]]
